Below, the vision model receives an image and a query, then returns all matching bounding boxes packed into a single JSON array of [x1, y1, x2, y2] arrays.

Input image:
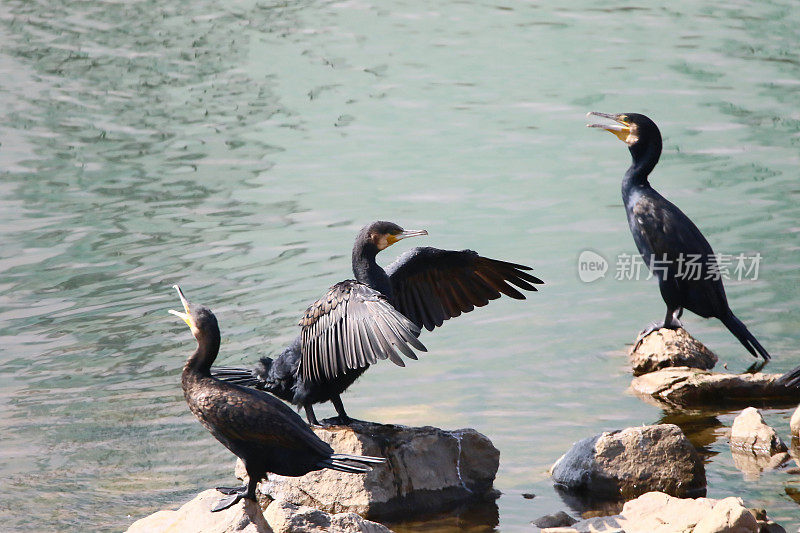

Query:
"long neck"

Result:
[[183, 330, 220, 377], [352, 240, 392, 297], [622, 141, 661, 197]]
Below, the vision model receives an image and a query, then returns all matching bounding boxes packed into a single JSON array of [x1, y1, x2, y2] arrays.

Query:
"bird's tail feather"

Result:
[[776, 364, 800, 388], [331, 453, 386, 464], [720, 312, 770, 361], [323, 453, 387, 473], [211, 366, 264, 388]]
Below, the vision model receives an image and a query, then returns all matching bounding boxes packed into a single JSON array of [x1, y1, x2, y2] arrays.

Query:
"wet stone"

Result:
[[257, 421, 500, 520], [550, 424, 706, 501], [629, 327, 718, 376]]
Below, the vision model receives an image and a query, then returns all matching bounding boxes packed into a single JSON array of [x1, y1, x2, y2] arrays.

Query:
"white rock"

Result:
[[730, 407, 788, 479], [629, 327, 717, 376], [731, 407, 787, 455], [125, 489, 272, 533], [127, 491, 396, 533], [259, 421, 499, 519], [264, 500, 392, 533], [789, 404, 800, 436], [539, 492, 763, 533], [693, 496, 759, 533]]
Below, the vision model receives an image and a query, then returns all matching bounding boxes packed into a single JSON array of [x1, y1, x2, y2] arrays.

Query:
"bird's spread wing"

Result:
[[298, 280, 426, 383], [385, 247, 543, 331]]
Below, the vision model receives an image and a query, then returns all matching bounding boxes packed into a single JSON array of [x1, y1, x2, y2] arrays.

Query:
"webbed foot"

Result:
[[321, 415, 353, 426], [211, 484, 251, 511], [633, 317, 683, 351], [633, 322, 663, 351], [215, 485, 246, 496], [211, 491, 248, 512]]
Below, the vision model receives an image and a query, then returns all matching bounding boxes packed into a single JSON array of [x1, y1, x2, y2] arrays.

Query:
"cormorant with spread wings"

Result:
[[213, 221, 543, 426]]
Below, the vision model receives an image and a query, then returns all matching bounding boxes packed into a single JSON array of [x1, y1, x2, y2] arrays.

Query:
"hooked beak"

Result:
[[586, 112, 632, 142], [387, 228, 428, 245], [168, 285, 193, 329]]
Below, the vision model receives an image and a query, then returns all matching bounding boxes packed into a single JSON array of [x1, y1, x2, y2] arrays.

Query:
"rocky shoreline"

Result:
[[532, 491, 783, 532], [538, 328, 795, 532], [628, 328, 798, 408], [128, 328, 798, 532], [126, 422, 499, 533], [255, 420, 499, 520]]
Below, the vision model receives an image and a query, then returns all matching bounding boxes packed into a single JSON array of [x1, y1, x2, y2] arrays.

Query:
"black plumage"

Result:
[[588, 112, 770, 361], [777, 364, 800, 388], [213, 221, 543, 425], [169, 285, 384, 512]]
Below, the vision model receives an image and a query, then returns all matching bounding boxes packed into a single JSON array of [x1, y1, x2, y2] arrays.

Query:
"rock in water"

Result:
[[630, 367, 798, 408], [550, 424, 705, 500], [264, 500, 392, 533], [790, 404, 800, 437], [731, 407, 787, 454], [692, 497, 761, 533], [537, 492, 764, 533], [126, 489, 272, 533], [531, 510, 577, 528], [629, 328, 717, 376], [730, 407, 788, 478], [258, 421, 499, 519]]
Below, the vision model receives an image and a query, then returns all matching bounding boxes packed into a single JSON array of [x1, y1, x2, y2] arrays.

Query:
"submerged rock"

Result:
[[629, 327, 717, 376], [258, 421, 499, 520], [630, 367, 798, 408], [531, 510, 577, 528], [536, 492, 768, 533], [126, 489, 272, 533], [550, 424, 705, 501]]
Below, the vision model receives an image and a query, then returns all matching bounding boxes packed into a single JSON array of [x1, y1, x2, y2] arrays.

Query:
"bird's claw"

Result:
[[633, 322, 663, 351], [322, 416, 353, 427], [633, 317, 684, 351]]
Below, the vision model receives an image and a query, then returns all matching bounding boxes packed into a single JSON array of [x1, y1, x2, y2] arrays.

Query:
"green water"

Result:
[[1, 0, 799, 530]]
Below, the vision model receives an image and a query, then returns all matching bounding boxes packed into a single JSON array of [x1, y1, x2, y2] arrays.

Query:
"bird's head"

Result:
[[587, 112, 662, 160], [168, 285, 219, 342], [361, 221, 428, 252]]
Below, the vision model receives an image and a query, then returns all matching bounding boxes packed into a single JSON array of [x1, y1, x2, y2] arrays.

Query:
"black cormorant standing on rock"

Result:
[[587, 112, 770, 362], [169, 285, 385, 512], [213, 220, 543, 425]]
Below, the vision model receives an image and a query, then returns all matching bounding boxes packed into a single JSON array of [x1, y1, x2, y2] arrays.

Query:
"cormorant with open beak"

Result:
[[169, 285, 384, 512], [587, 112, 770, 362]]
